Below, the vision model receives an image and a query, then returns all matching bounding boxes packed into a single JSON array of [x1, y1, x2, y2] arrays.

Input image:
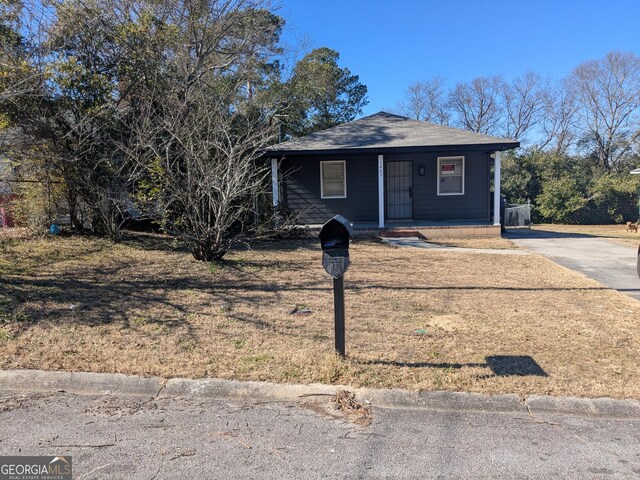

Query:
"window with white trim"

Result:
[[437, 156, 464, 195], [320, 161, 346, 198]]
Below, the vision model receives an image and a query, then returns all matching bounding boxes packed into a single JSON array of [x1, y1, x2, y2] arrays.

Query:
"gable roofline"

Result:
[[267, 111, 520, 155]]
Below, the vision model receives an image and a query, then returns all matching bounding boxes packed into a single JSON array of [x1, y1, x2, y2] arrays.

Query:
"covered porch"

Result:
[[272, 151, 504, 229]]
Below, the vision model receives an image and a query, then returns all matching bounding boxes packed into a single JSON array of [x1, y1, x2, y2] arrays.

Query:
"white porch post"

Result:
[[378, 155, 384, 228], [493, 151, 501, 225], [271, 158, 279, 207]]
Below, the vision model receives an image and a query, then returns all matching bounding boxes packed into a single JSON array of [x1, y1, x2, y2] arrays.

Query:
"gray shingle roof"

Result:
[[268, 111, 519, 154]]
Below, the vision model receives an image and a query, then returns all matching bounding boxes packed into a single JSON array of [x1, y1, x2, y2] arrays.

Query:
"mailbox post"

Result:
[[319, 215, 353, 357]]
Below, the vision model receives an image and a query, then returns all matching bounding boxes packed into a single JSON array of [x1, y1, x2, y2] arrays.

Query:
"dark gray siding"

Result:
[[280, 155, 378, 224], [385, 151, 491, 221], [278, 149, 491, 224]]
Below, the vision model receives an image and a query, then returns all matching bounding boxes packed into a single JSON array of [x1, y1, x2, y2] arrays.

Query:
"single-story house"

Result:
[[266, 112, 519, 234]]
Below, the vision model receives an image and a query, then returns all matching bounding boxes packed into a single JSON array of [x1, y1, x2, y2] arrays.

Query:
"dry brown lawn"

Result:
[[534, 224, 640, 248], [1, 229, 639, 399]]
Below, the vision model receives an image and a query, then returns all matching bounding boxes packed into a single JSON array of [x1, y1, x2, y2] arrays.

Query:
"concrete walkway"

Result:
[[381, 237, 531, 255], [506, 228, 640, 300]]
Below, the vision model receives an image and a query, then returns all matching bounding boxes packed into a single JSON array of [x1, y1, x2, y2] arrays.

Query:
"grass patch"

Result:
[[1, 228, 640, 399]]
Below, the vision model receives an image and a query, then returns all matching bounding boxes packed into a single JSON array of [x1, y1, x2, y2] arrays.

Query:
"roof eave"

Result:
[[265, 141, 520, 157]]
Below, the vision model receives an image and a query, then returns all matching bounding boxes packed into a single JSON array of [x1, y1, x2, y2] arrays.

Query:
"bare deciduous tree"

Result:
[[569, 51, 640, 170], [132, 97, 276, 261], [537, 79, 578, 154], [501, 71, 548, 142], [448, 76, 504, 135], [398, 77, 449, 124], [121, 0, 283, 261]]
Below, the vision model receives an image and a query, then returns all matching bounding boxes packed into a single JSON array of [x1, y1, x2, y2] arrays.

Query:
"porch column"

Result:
[[493, 151, 501, 225], [378, 155, 384, 228], [271, 158, 279, 207]]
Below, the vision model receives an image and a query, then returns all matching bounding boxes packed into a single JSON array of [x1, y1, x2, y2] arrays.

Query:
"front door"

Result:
[[385, 161, 413, 220]]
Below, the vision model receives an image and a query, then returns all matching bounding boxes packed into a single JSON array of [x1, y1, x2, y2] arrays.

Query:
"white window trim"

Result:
[[437, 156, 465, 196], [320, 160, 347, 199]]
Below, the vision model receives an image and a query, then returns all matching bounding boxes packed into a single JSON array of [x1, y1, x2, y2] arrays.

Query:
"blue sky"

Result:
[[279, 0, 640, 115]]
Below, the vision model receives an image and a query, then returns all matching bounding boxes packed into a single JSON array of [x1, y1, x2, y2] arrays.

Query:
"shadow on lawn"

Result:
[[504, 229, 597, 240], [0, 229, 608, 339], [1, 269, 196, 333], [145, 282, 608, 293], [363, 355, 548, 377], [485, 355, 548, 377], [1, 269, 609, 336]]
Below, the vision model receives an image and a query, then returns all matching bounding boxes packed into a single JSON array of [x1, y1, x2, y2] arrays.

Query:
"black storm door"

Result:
[[385, 161, 413, 220]]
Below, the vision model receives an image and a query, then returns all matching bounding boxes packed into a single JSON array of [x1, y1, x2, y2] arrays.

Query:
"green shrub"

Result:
[[503, 149, 640, 224]]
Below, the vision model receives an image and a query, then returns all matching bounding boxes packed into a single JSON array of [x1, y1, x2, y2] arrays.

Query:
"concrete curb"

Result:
[[161, 379, 525, 414], [2, 369, 640, 418], [162, 377, 339, 403], [358, 388, 525, 414], [525, 394, 640, 418], [0, 369, 165, 399]]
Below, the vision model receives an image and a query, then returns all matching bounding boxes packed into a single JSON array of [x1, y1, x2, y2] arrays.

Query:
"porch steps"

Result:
[[378, 229, 422, 238]]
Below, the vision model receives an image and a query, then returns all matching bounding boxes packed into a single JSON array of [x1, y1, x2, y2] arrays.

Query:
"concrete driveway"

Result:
[[506, 228, 640, 301]]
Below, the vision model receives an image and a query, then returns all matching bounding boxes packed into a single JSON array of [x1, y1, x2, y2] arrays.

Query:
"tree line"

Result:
[[397, 52, 640, 223], [3, 0, 639, 255], [0, 0, 368, 260]]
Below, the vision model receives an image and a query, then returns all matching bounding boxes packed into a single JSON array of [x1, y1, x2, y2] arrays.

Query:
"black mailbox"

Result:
[[319, 215, 353, 278], [319, 215, 353, 251], [319, 215, 353, 357]]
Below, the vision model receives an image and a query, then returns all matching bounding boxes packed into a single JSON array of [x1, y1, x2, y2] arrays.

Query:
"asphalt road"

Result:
[[1, 391, 639, 479], [506, 229, 640, 300]]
